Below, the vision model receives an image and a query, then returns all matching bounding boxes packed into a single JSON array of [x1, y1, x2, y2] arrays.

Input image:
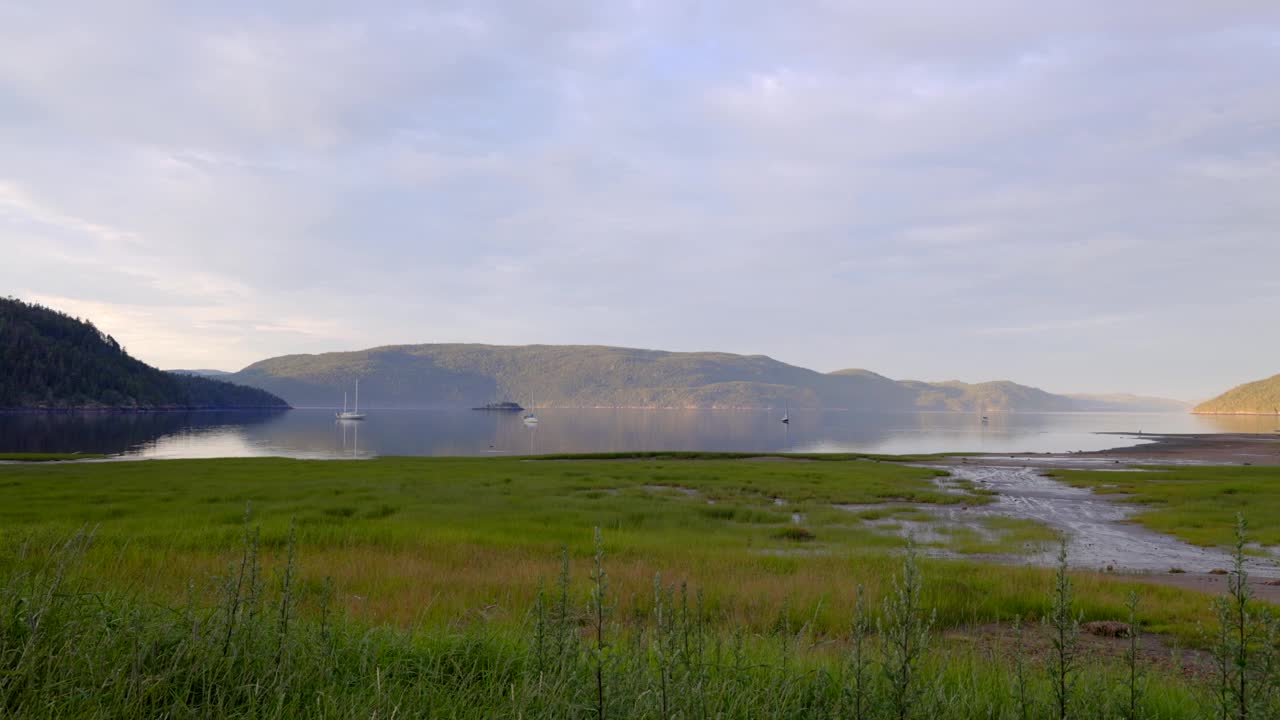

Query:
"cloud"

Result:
[[1, 1, 1278, 398]]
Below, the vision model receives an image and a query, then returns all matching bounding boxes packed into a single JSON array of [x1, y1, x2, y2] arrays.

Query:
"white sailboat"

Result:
[[780, 402, 790, 424], [336, 380, 367, 420], [522, 393, 538, 425]]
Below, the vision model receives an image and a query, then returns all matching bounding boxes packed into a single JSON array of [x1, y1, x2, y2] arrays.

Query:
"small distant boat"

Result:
[[522, 395, 539, 425], [473, 401, 525, 412], [981, 415, 989, 424], [780, 403, 790, 424], [336, 380, 366, 421]]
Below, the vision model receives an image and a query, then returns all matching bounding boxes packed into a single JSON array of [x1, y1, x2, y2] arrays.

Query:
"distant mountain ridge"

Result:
[[0, 298, 288, 410], [1068, 393, 1190, 413], [1194, 373, 1280, 415], [228, 343, 1183, 412], [167, 369, 232, 378]]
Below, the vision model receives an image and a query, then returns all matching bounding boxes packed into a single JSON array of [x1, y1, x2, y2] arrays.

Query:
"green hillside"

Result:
[[899, 379, 1076, 413], [1193, 373, 1280, 415], [230, 343, 1182, 412], [232, 344, 912, 409], [0, 298, 288, 410]]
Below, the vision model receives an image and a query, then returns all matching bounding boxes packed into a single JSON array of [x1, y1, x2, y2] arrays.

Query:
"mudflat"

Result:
[[948, 432, 1280, 467]]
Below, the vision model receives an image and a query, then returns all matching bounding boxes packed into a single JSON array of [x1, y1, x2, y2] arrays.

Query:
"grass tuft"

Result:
[[0, 523, 1248, 719]]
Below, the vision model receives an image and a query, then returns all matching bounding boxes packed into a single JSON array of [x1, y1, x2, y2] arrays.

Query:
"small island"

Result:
[[471, 401, 525, 412]]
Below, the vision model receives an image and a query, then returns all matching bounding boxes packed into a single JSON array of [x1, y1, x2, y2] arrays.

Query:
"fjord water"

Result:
[[1, 408, 1275, 459]]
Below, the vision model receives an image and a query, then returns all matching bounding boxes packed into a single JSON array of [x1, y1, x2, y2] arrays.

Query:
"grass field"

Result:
[[1, 528, 1224, 719], [1050, 465, 1280, 548], [0, 456, 1244, 638], [1, 455, 1278, 717]]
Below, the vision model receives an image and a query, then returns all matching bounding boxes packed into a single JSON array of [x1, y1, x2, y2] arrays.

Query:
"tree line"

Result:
[[0, 297, 286, 409]]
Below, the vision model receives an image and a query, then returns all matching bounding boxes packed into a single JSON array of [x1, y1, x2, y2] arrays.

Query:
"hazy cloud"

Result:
[[2, 1, 1278, 399]]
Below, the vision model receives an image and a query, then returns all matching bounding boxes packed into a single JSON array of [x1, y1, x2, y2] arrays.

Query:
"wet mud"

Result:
[[933, 465, 1278, 577]]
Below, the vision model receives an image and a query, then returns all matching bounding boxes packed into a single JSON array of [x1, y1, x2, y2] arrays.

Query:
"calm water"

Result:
[[1, 409, 1276, 459]]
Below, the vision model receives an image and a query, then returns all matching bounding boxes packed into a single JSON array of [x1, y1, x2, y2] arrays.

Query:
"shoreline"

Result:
[[942, 432, 1280, 467], [1083, 431, 1280, 465], [0, 406, 291, 414]]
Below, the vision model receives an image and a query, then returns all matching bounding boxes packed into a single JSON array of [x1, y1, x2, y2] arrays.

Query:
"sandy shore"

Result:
[[1090, 432, 1280, 465], [947, 432, 1280, 468]]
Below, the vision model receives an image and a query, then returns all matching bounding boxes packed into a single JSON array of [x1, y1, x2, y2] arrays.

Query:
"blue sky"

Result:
[[2, 1, 1278, 400]]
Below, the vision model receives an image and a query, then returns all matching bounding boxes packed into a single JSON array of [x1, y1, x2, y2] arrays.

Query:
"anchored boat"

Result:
[[336, 380, 367, 420]]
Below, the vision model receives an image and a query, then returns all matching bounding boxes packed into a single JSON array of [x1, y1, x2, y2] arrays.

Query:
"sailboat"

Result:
[[336, 380, 367, 420], [522, 394, 539, 425], [780, 402, 789, 424]]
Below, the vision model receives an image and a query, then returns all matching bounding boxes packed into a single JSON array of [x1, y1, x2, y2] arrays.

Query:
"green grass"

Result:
[[0, 455, 964, 552], [0, 455, 1236, 645], [980, 516, 1061, 549], [0, 529, 1228, 719], [1050, 465, 1280, 548], [0, 452, 108, 461], [3, 455, 1278, 717]]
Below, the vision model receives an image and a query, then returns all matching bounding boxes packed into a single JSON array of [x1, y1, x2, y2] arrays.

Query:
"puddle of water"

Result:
[[833, 503, 881, 513], [641, 485, 699, 496], [939, 465, 1279, 576], [830, 465, 1278, 576], [978, 455, 1217, 468], [753, 547, 831, 557], [859, 517, 951, 546]]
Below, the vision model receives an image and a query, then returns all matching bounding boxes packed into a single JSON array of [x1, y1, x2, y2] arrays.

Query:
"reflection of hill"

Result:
[[1192, 413, 1280, 433], [224, 410, 520, 457], [3, 408, 1250, 459], [482, 409, 919, 455], [0, 410, 288, 455]]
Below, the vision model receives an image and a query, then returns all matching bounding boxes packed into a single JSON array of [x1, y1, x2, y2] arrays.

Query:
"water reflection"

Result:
[[336, 419, 370, 459], [0, 408, 1275, 459], [0, 410, 288, 455]]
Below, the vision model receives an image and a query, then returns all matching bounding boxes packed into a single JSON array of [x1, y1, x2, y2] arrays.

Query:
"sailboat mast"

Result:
[[343, 391, 348, 413], [355, 380, 359, 413]]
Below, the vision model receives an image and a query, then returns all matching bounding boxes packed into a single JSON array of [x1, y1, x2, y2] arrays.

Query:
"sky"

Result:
[[2, 2, 1278, 401]]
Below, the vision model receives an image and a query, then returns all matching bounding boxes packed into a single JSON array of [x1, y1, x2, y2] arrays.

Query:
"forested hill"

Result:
[[228, 343, 1183, 412], [166, 369, 232, 378], [232, 344, 910, 409], [0, 298, 288, 410], [1194, 373, 1280, 415]]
